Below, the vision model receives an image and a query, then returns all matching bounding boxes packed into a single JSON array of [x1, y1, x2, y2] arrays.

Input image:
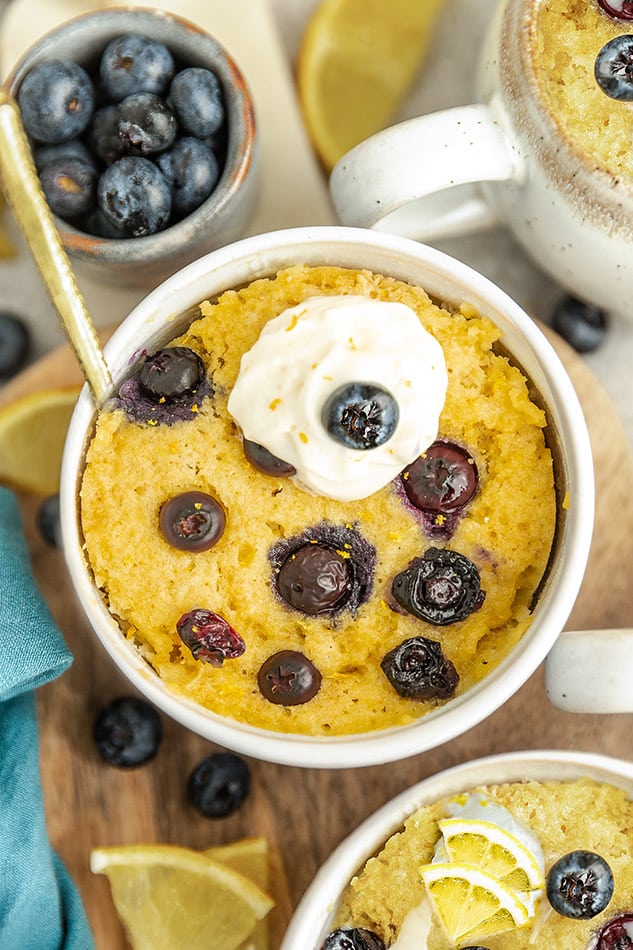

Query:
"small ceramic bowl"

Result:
[[281, 749, 633, 948], [3, 7, 258, 288], [60, 226, 593, 769]]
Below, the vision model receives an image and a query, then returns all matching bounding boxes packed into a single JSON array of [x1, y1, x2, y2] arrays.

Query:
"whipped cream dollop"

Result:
[[227, 295, 448, 501]]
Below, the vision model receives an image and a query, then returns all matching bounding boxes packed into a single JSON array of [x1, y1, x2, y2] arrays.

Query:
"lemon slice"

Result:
[[297, 0, 447, 171], [90, 844, 274, 950], [205, 838, 270, 950], [438, 818, 545, 893], [420, 861, 530, 944], [0, 388, 79, 495]]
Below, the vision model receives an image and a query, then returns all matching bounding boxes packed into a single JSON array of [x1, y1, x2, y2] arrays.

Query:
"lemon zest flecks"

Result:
[[269, 398, 282, 411]]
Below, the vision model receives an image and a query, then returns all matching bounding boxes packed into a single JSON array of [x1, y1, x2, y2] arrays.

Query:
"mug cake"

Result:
[[79, 263, 556, 736], [325, 776, 633, 948]]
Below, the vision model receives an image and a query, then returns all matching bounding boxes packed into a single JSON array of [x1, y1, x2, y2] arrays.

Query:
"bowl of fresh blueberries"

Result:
[[4, 7, 258, 287]]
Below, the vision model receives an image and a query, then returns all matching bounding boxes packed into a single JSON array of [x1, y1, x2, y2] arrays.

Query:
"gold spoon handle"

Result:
[[0, 90, 112, 405]]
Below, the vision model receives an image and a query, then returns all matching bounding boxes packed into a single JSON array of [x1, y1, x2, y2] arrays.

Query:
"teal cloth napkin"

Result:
[[0, 487, 95, 949]]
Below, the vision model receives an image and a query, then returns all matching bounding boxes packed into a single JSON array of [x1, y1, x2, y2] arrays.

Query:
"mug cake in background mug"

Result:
[[60, 227, 593, 768], [281, 750, 633, 949], [330, 0, 633, 319]]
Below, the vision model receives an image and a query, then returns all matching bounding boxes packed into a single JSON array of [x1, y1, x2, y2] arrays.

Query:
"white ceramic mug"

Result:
[[329, 0, 633, 318], [281, 749, 633, 948], [60, 226, 593, 768]]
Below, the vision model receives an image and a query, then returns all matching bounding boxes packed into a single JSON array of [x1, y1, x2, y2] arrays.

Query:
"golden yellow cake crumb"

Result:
[[80, 265, 556, 736]]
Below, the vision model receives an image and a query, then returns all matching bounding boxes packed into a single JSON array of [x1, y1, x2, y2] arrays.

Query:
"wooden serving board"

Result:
[[2, 325, 633, 950]]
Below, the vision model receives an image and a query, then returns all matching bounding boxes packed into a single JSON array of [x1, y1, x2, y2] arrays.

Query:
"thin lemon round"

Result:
[[90, 844, 274, 950], [420, 861, 530, 944], [297, 0, 447, 170], [0, 387, 79, 494], [439, 817, 545, 893]]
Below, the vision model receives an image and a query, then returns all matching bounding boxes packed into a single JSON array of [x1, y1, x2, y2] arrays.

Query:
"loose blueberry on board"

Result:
[[595, 35, 633, 100], [187, 752, 251, 818], [116, 92, 177, 156], [17, 59, 95, 144], [402, 440, 478, 514], [322, 929, 386, 950], [0, 311, 31, 378], [381, 635, 459, 700], [176, 609, 245, 665], [551, 295, 607, 353], [276, 543, 352, 615], [39, 156, 97, 219], [138, 346, 205, 401], [243, 438, 296, 477], [156, 137, 220, 218], [93, 696, 162, 768], [99, 33, 175, 101], [392, 548, 485, 625], [322, 381, 399, 449], [168, 67, 225, 138], [597, 0, 633, 19], [258, 650, 322, 705], [36, 494, 61, 548], [97, 156, 172, 236], [546, 850, 614, 919], [159, 491, 226, 552], [596, 912, 633, 948]]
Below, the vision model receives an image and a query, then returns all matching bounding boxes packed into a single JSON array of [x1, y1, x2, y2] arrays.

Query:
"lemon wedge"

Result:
[[90, 843, 274, 950], [438, 817, 545, 894], [205, 838, 270, 950], [297, 0, 448, 171], [420, 861, 530, 944], [0, 387, 79, 495]]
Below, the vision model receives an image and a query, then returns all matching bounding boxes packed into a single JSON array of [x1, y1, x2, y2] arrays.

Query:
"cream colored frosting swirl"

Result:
[[227, 295, 447, 501]]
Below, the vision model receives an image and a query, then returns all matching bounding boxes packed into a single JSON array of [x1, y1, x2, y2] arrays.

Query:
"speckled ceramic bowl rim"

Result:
[[280, 749, 633, 949], [60, 226, 594, 769]]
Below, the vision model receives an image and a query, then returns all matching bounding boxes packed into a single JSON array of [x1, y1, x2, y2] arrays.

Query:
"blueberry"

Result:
[[597, 0, 633, 20], [322, 929, 386, 950], [258, 650, 322, 705], [392, 548, 485, 625], [546, 850, 614, 919], [36, 494, 61, 548], [81, 206, 129, 239], [116, 92, 177, 156], [243, 438, 296, 477], [156, 137, 220, 217], [160, 491, 226, 552], [138, 346, 205, 401], [168, 67, 225, 138], [596, 913, 633, 948], [0, 311, 30, 378], [276, 543, 353, 614], [97, 156, 171, 236], [187, 752, 251, 818], [551, 294, 608, 353], [93, 696, 162, 768], [176, 608, 245, 665], [402, 440, 478, 514], [322, 382, 399, 450], [381, 635, 459, 700], [87, 105, 127, 166], [34, 139, 94, 172], [18, 59, 94, 144], [595, 34, 633, 100], [39, 156, 97, 219], [100, 33, 175, 101]]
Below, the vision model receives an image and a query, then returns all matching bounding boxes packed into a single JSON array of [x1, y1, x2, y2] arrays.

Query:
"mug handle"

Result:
[[545, 628, 633, 713], [329, 104, 524, 241]]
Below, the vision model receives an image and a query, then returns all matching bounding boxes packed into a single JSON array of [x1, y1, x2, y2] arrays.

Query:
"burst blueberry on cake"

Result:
[[79, 264, 556, 736], [325, 779, 633, 948]]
